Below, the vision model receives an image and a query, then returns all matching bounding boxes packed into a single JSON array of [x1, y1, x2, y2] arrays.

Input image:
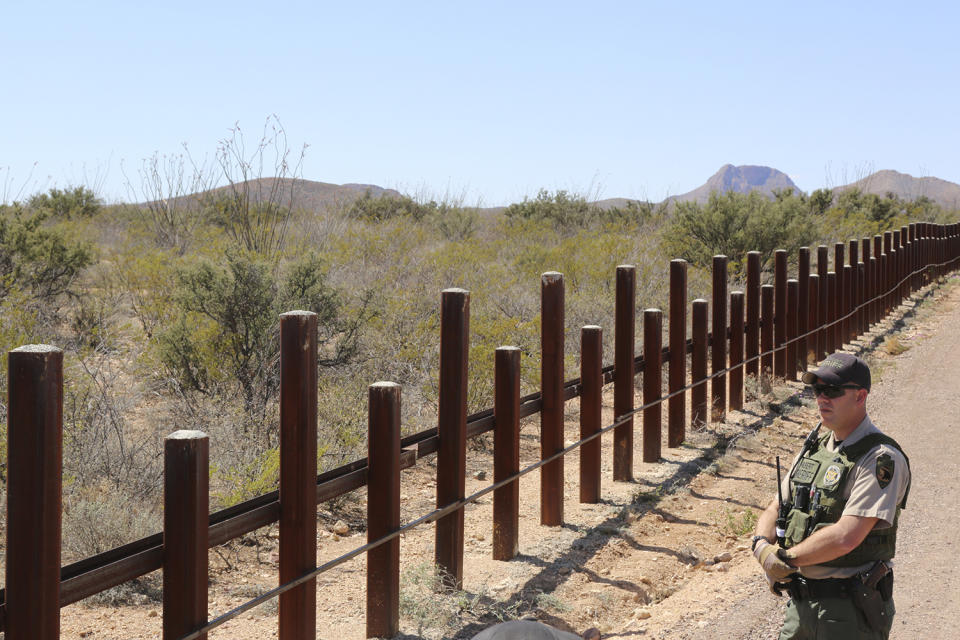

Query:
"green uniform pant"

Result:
[[779, 596, 895, 640]]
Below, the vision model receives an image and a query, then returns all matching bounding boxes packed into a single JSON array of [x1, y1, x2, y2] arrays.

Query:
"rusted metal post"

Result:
[[774, 250, 787, 378], [798, 247, 810, 370], [745, 251, 761, 378], [711, 255, 728, 421], [436, 289, 469, 583], [827, 272, 837, 350], [643, 309, 662, 462], [541, 273, 564, 525], [861, 238, 871, 335], [833, 243, 845, 349], [691, 299, 708, 427], [868, 256, 878, 328], [279, 311, 318, 640], [6, 345, 62, 640], [613, 265, 635, 482], [848, 240, 859, 343], [808, 275, 819, 366], [857, 262, 865, 339], [729, 292, 744, 410], [164, 431, 209, 640], [760, 285, 774, 377], [817, 245, 829, 359], [494, 346, 521, 558], [883, 231, 892, 314], [579, 330, 602, 504], [668, 259, 687, 448], [842, 264, 852, 346], [785, 280, 799, 381], [873, 235, 883, 324], [367, 382, 401, 638], [893, 230, 901, 307]]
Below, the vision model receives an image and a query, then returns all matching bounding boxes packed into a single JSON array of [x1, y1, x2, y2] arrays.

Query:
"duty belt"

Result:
[[786, 572, 893, 602]]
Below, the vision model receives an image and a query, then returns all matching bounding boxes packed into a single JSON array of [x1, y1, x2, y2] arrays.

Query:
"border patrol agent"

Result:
[[752, 352, 911, 639]]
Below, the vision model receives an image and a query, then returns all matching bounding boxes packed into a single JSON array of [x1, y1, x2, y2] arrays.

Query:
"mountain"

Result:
[[833, 170, 960, 210], [665, 164, 801, 205]]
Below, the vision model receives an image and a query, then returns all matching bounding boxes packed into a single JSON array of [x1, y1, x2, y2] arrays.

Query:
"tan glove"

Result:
[[753, 540, 796, 581], [763, 569, 791, 596]]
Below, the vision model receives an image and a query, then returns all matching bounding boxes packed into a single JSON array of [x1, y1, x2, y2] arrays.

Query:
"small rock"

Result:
[[558, 566, 572, 575], [714, 552, 733, 563], [148, 610, 158, 618], [474, 532, 486, 541], [735, 544, 749, 552], [634, 608, 652, 620], [473, 470, 487, 480], [639, 576, 652, 585], [332, 520, 350, 535], [599, 567, 611, 576]]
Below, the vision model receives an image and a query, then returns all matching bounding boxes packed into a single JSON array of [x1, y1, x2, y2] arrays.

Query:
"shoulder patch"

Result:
[[876, 453, 895, 489]]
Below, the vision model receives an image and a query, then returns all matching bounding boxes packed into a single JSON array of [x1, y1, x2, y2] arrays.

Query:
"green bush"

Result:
[[27, 186, 102, 220]]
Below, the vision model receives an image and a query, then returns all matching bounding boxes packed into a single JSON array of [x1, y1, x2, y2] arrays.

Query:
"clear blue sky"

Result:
[[3, 1, 958, 206]]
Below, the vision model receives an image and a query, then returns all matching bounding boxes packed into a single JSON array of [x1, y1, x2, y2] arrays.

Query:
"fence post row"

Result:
[[6, 225, 960, 639], [614, 265, 635, 481], [436, 289, 469, 586]]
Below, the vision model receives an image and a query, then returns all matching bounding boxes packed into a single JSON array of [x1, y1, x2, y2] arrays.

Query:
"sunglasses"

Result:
[[809, 383, 862, 398]]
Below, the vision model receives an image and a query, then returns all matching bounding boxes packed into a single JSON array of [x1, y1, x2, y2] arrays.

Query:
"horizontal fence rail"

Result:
[[1, 222, 957, 639]]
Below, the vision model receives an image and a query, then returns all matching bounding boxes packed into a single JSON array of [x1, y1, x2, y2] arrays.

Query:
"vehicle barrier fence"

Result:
[[3, 222, 958, 639]]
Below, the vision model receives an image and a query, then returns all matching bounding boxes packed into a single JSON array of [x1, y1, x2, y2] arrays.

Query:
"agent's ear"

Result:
[[856, 388, 868, 406]]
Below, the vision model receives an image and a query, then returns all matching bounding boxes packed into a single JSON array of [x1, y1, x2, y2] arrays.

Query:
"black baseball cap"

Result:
[[801, 352, 871, 391]]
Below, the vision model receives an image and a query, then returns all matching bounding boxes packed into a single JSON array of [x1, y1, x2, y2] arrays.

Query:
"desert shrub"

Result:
[[157, 250, 364, 438], [27, 186, 102, 220], [664, 189, 816, 272], [0, 203, 96, 305]]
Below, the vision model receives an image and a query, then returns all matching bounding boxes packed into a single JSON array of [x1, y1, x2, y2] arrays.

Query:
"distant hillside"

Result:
[[146, 178, 403, 213], [833, 170, 960, 210], [665, 164, 801, 205]]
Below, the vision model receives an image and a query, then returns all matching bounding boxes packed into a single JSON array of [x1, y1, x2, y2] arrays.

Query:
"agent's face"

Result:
[[815, 379, 867, 433]]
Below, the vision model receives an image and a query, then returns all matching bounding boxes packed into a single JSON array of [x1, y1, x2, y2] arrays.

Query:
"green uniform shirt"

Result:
[[777, 415, 910, 579]]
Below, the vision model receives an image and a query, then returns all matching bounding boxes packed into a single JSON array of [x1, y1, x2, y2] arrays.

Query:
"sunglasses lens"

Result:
[[812, 384, 845, 398]]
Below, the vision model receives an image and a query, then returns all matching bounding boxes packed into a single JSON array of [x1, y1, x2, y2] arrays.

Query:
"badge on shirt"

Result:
[[876, 453, 895, 489], [822, 464, 843, 488]]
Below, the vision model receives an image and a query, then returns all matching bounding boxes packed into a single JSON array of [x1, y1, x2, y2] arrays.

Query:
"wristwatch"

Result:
[[751, 535, 770, 551]]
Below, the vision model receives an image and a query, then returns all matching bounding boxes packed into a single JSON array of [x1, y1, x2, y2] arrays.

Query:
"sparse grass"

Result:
[[883, 335, 910, 355], [535, 591, 570, 613], [399, 563, 524, 639], [717, 506, 758, 537]]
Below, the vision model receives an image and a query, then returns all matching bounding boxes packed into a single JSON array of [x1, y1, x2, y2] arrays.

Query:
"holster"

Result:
[[850, 562, 892, 632]]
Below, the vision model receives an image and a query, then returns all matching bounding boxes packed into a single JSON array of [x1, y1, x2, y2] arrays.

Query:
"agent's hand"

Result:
[[764, 570, 791, 596], [753, 540, 796, 581]]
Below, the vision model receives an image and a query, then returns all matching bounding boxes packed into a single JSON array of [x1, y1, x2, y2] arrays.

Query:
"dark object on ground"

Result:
[[469, 619, 590, 640]]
